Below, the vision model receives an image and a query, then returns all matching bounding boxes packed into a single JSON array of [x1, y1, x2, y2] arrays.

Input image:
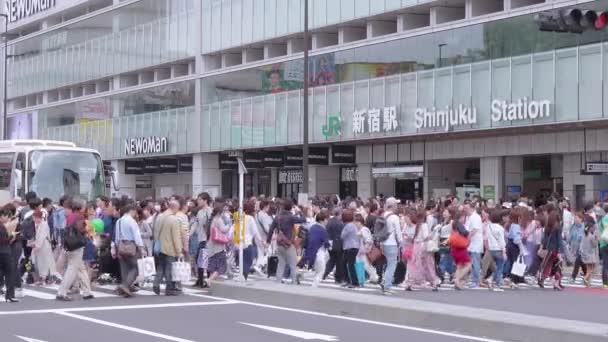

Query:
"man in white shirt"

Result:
[[465, 203, 483, 288], [560, 199, 574, 239]]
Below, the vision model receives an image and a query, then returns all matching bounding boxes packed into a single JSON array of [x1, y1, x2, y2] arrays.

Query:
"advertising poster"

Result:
[[7, 112, 32, 140]]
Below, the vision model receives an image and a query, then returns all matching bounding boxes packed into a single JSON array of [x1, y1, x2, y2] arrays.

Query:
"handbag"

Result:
[[448, 231, 469, 249], [401, 245, 413, 261], [276, 230, 293, 248], [366, 244, 383, 263], [511, 254, 526, 277], [197, 247, 209, 269], [117, 220, 137, 258], [426, 238, 439, 253], [171, 258, 192, 282], [137, 256, 156, 282], [210, 225, 229, 244]]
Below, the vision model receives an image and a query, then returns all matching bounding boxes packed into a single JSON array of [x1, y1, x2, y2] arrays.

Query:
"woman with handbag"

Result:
[[206, 204, 232, 284], [404, 210, 440, 292], [340, 209, 360, 288], [449, 212, 470, 290], [505, 209, 526, 288], [305, 210, 330, 287], [31, 210, 59, 286], [537, 212, 563, 290], [579, 216, 600, 287], [437, 208, 455, 283], [355, 214, 378, 284], [485, 209, 507, 292]]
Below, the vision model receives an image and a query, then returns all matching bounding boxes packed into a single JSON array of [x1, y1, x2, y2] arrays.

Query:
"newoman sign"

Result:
[[125, 136, 168, 156], [6, 0, 57, 23], [415, 97, 551, 131]]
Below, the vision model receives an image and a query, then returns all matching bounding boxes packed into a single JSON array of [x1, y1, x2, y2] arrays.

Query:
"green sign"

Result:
[[322, 115, 341, 137], [483, 185, 496, 199]]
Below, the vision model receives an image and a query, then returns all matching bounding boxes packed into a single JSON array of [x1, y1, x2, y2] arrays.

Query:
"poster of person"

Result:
[[7, 112, 33, 140], [261, 63, 302, 94], [309, 54, 336, 86]]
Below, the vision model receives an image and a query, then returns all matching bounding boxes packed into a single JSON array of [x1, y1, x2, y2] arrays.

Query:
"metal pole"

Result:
[[237, 157, 245, 282], [2, 14, 7, 140], [438, 43, 446, 68], [301, 0, 309, 197]]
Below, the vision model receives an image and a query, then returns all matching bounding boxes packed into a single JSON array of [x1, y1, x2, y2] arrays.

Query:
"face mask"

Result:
[[154, 205, 161, 212]]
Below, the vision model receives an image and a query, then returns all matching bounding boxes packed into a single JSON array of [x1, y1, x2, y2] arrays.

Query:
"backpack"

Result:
[[63, 226, 87, 252], [373, 214, 396, 243], [19, 215, 36, 241]]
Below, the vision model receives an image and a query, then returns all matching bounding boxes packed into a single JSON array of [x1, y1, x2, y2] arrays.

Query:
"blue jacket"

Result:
[[303, 223, 329, 267]]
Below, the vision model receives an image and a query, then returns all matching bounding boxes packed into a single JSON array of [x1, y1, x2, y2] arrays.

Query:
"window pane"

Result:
[[242, 0, 253, 44], [265, 0, 277, 39]]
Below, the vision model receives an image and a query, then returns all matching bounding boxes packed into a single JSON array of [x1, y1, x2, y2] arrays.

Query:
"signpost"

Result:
[[584, 162, 608, 174], [231, 151, 247, 282]]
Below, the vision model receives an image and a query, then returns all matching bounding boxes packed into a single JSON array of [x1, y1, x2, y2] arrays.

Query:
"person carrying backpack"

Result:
[[377, 197, 403, 294], [56, 219, 93, 301]]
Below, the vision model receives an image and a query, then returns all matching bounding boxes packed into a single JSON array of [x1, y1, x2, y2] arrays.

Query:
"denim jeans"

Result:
[[490, 251, 505, 286], [154, 253, 177, 292], [438, 248, 455, 278], [382, 245, 399, 290], [470, 252, 482, 286], [242, 244, 256, 280]]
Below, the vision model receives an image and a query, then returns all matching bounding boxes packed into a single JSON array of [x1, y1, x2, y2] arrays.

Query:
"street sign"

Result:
[[585, 162, 608, 174]]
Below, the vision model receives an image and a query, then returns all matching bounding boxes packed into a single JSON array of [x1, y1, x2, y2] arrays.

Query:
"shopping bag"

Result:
[[511, 255, 526, 278], [171, 259, 192, 282], [426, 238, 439, 253], [136, 257, 156, 282], [354, 260, 366, 285], [197, 247, 209, 269]]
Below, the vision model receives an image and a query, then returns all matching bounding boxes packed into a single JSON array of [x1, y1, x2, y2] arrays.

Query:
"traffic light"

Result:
[[534, 9, 608, 33]]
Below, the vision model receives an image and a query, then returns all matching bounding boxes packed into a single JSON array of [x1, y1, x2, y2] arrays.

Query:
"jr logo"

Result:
[[322, 115, 341, 137]]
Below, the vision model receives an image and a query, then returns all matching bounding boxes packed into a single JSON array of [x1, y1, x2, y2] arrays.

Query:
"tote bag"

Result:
[[511, 255, 526, 278]]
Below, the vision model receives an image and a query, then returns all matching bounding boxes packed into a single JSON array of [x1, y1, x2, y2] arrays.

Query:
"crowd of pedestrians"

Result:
[[0, 191, 607, 303]]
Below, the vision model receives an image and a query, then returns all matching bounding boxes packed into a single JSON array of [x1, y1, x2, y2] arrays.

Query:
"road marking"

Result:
[[56, 311, 195, 342], [203, 295, 508, 342], [240, 322, 339, 341], [0, 300, 237, 315], [22, 289, 56, 300], [16, 336, 48, 342]]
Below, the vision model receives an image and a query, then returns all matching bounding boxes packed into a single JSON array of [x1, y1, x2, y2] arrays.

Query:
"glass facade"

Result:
[[202, 0, 426, 54], [33, 0, 608, 158], [7, 0, 196, 99]]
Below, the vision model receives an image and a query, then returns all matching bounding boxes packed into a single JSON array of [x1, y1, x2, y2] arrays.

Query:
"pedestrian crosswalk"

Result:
[[247, 272, 606, 293], [0, 281, 210, 303]]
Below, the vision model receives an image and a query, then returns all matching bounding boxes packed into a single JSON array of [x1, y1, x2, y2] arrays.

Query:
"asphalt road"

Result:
[[0, 286, 511, 342]]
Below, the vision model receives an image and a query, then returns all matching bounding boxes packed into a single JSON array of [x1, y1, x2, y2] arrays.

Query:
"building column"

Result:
[[270, 168, 278, 198], [563, 153, 607, 210], [192, 153, 221, 199], [480, 157, 504, 202], [111, 160, 136, 199], [505, 156, 523, 200], [307, 166, 318, 198], [357, 164, 373, 200]]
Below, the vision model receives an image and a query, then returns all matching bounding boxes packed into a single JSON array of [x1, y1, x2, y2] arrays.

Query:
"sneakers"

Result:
[[55, 295, 73, 302], [252, 265, 265, 277], [82, 294, 95, 300], [491, 287, 505, 292]]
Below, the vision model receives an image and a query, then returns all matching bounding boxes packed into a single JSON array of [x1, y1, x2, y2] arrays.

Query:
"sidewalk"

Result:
[[210, 276, 608, 342]]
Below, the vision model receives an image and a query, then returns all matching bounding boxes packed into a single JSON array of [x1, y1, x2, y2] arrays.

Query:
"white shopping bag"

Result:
[[511, 255, 526, 278], [171, 259, 192, 283], [137, 257, 156, 278]]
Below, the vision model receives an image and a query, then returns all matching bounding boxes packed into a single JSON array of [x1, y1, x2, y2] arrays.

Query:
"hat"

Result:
[[385, 197, 401, 207], [517, 202, 530, 209], [502, 202, 513, 209]]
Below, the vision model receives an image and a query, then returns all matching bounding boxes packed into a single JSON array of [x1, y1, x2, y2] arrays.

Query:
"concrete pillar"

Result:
[[480, 157, 504, 202], [505, 156, 523, 200], [221, 53, 242, 68], [339, 27, 366, 44], [397, 13, 430, 31], [357, 163, 373, 200], [270, 168, 278, 198], [562, 153, 608, 209], [287, 38, 304, 55], [307, 166, 317, 197], [312, 33, 338, 49], [367, 20, 397, 38], [111, 160, 136, 199], [242, 48, 263, 64], [315, 166, 340, 197], [431, 6, 466, 25], [264, 44, 287, 59], [192, 153, 221, 199]]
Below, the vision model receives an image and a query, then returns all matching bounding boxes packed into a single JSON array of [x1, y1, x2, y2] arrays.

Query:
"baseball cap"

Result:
[[385, 197, 401, 207]]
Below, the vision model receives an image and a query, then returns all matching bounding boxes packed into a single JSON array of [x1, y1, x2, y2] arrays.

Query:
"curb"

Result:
[[210, 281, 608, 342]]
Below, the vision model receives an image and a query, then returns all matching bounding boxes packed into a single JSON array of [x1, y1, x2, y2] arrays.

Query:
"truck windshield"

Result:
[[28, 150, 104, 203]]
